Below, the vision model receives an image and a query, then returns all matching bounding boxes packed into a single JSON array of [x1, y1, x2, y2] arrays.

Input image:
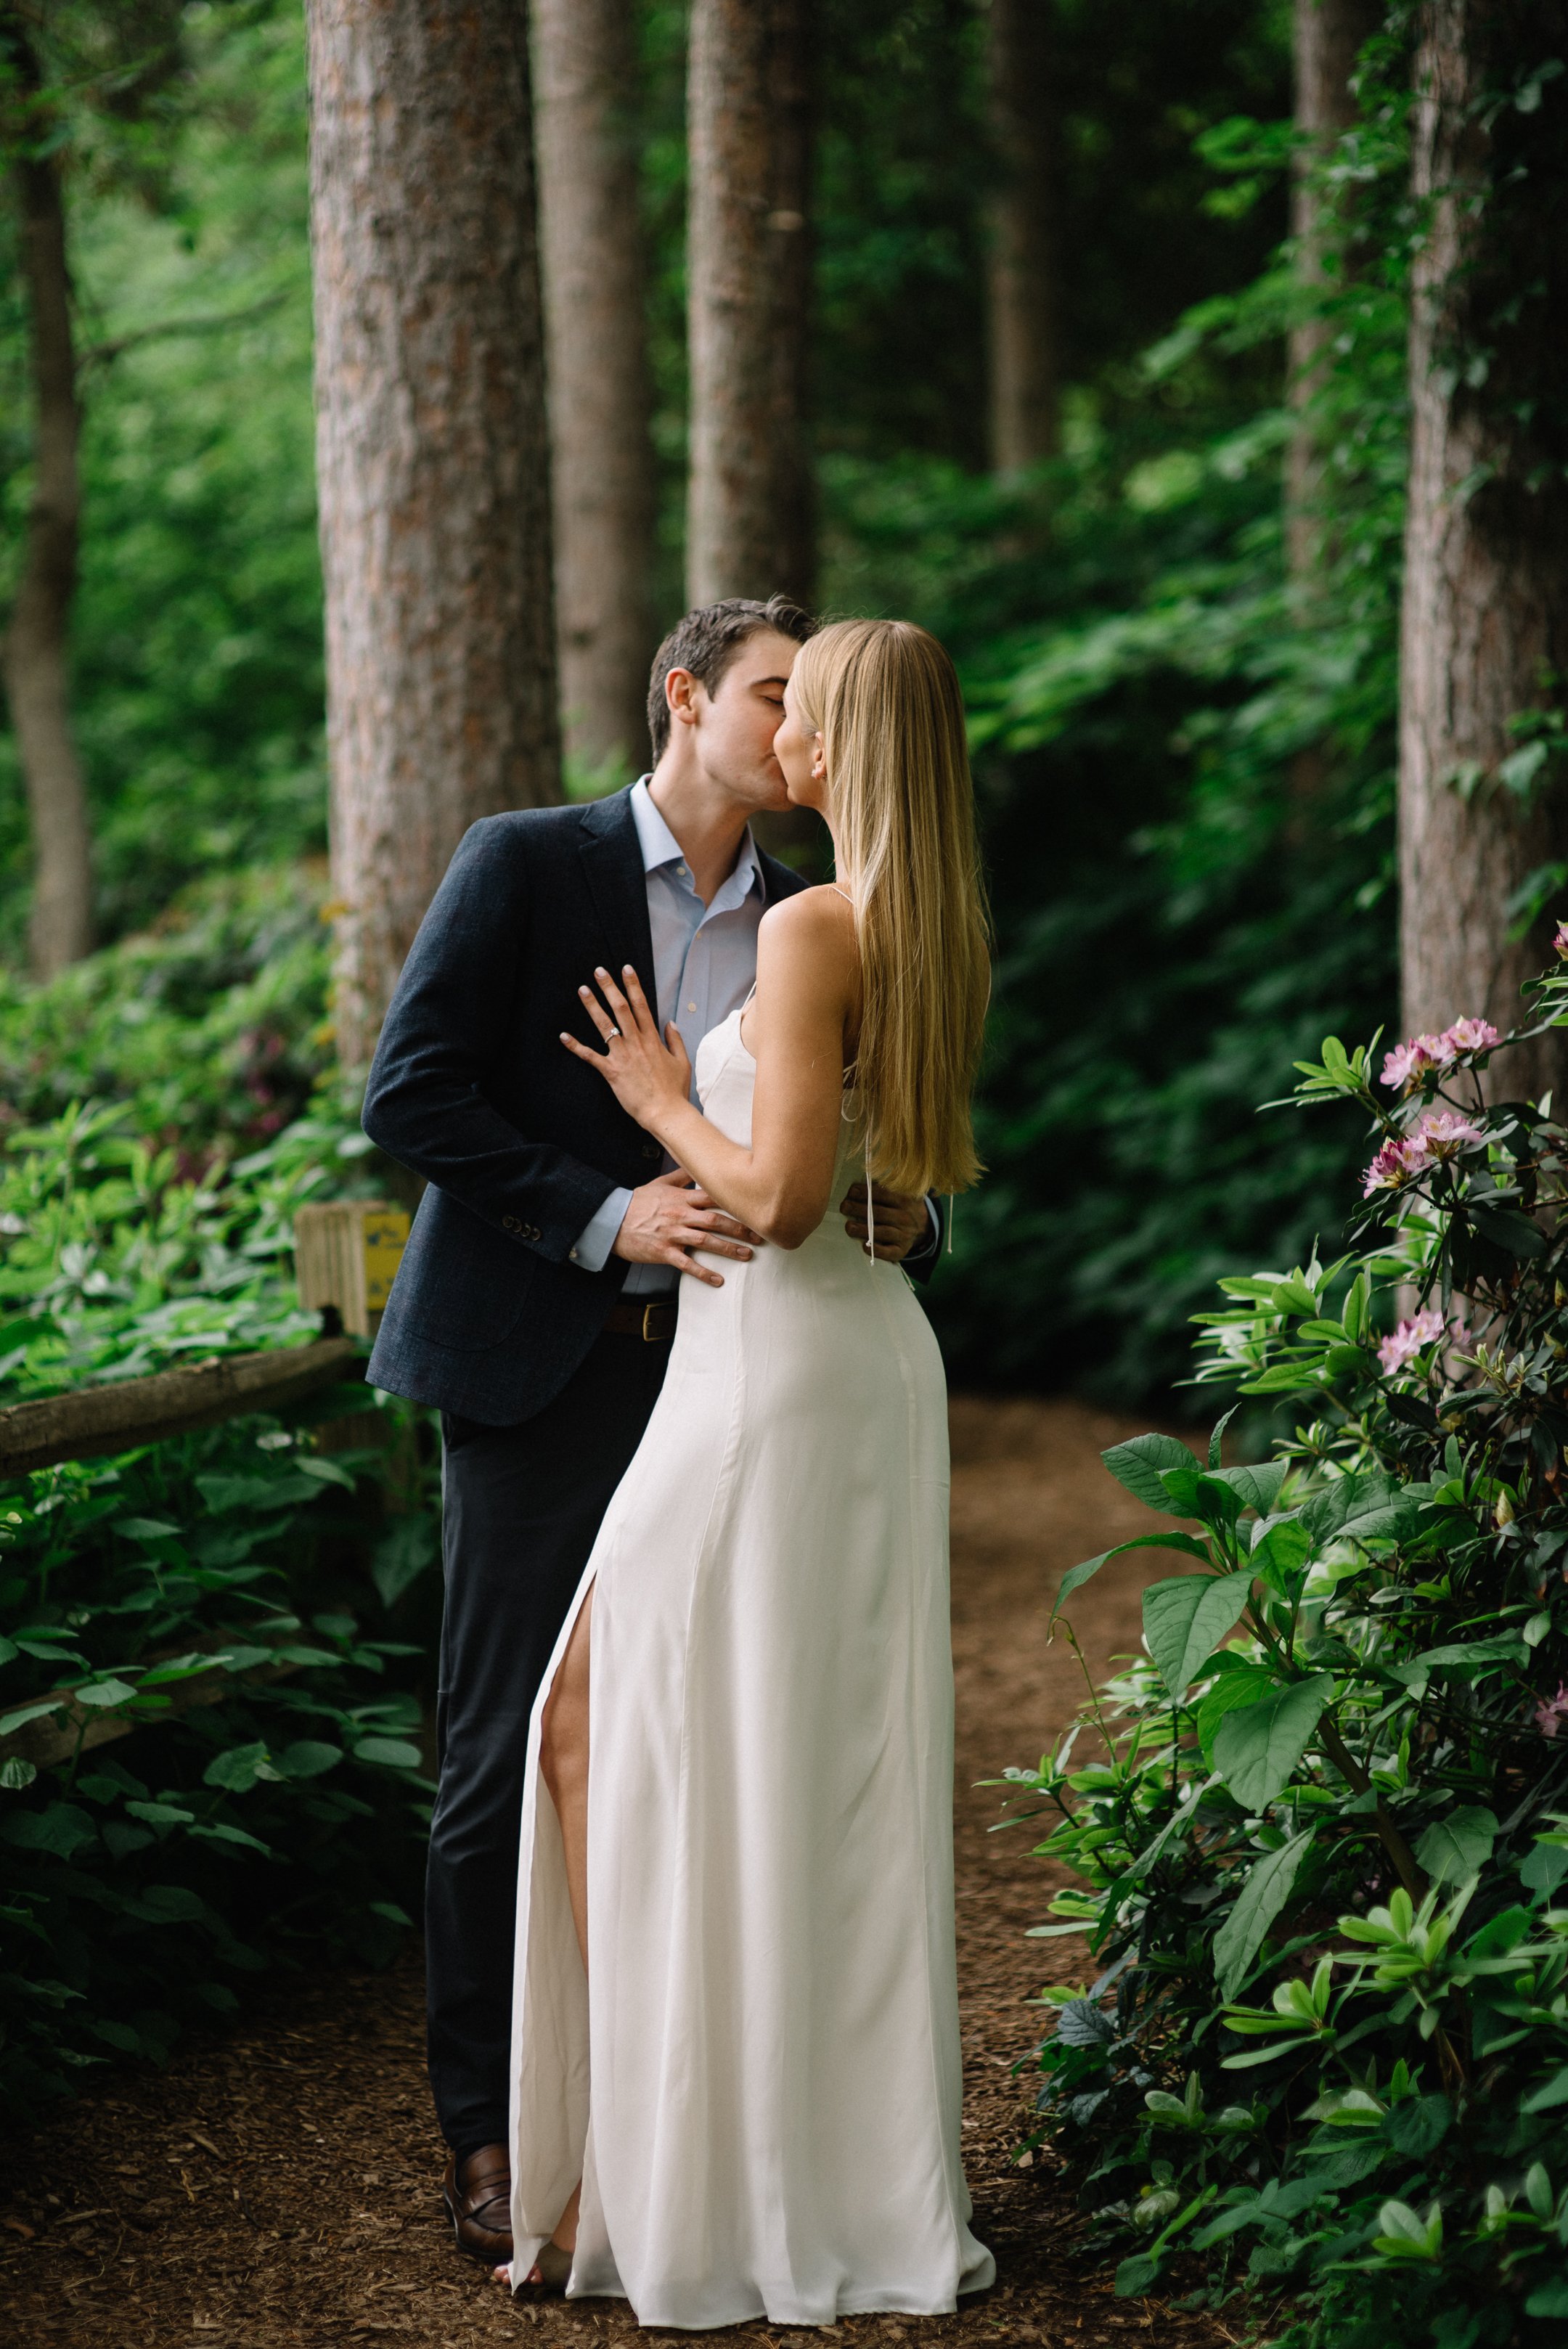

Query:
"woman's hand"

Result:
[[561, 965, 693, 1135]]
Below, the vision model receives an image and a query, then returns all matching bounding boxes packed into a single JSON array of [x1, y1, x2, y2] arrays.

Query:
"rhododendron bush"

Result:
[[1004, 954, 1568, 2347]]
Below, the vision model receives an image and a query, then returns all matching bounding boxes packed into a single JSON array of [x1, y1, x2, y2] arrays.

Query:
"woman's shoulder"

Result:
[[759, 883, 855, 944]]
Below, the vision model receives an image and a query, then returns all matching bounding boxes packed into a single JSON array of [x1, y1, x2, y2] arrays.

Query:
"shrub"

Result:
[[0, 910, 441, 2112], [1005, 955, 1568, 2345]]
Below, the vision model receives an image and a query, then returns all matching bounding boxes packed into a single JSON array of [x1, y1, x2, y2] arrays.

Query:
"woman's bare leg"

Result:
[[534, 1585, 593, 2258]]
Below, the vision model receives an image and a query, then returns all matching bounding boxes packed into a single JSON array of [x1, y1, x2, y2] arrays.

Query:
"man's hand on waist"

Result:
[[612, 1169, 761, 1289], [838, 1182, 932, 1265]]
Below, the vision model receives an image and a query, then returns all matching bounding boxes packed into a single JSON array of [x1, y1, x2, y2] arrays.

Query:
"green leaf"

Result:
[[1416, 1805, 1498, 1885], [1214, 1834, 1312, 2001], [0, 1757, 38, 1791], [1526, 2281, 1568, 2320], [1208, 1405, 1238, 1471], [125, 1800, 195, 1829], [1212, 1677, 1333, 1810], [1143, 1572, 1254, 1700], [0, 1698, 64, 1738], [1468, 1203, 1546, 1257], [1249, 1518, 1314, 1589], [1050, 1533, 1210, 1625], [188, 1821, 274, 1857], [72, 1678, 142, 1709], [1415, 1636, 1525, 1672], [1195, 1661, 1275, 1764], [277, 1740, 343, 1779], [372, 1517, 438, 1609], [0, 1636, 16, 1667], [1520, 2066, 1568, 2114], [1206, 1462, 1288, 1516], [0, 1802, 99, 1858], [1113, 2252, 1161, 2299], [125, 1884, 205, 1924], [1101, 1433, 1199, 1513], [351, 1736, 422, 1770], [115, 1517, 181, 1543], [202, 1741, 280, 1794]]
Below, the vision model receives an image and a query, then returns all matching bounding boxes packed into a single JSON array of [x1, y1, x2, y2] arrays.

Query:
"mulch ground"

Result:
[[0, 1397, 1232, 2349]]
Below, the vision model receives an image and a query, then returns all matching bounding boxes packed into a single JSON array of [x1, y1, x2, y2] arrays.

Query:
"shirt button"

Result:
[[687, 1000, 696, 1012], [570, 1249, 579, 1262]]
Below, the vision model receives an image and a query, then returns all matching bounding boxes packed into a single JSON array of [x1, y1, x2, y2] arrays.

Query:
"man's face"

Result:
[[679, 631, 802, 813]]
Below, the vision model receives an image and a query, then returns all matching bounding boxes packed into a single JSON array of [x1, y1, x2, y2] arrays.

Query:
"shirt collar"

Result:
[[629, 776, 761, 904]]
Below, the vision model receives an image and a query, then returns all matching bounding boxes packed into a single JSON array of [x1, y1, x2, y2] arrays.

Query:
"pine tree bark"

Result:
[[1, 8, 94, 978], [1398, 0, 1568, 1103], [1286, 0, 1378, 579], [306, 0, 560, 1073], [685, 0, 815, 609], [984, 0, 1058, 475], [533, 0, 656, 777]]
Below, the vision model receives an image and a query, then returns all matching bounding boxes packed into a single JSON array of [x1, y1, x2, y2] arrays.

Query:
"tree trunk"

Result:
[[1398, 0, 1568, 1103], [306, 0, 560, 1073], [0, 9, 95, 978], [1285, 0, 1378, 580], [533, 0, 657, 779], [984, 0, 1058, 475], [685, 0, 815, 609]]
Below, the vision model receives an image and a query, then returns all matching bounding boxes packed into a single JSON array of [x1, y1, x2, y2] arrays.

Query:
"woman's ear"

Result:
[[811, 731, 827, 782]]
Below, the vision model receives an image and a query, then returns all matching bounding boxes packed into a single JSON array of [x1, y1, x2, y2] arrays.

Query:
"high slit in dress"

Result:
[[505, 1007, 994, 2329]]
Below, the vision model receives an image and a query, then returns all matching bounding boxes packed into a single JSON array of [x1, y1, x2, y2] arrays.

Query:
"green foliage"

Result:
[[0, 859, 333, 1169], [0, 875, 440, 2110], [1002, 968, 1568, 2345], [0, 1394, 436, 2111], [0, 1, 322, 952]]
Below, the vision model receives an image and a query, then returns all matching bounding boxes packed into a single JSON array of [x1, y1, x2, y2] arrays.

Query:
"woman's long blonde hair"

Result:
[[791, 618, 991, 1197]]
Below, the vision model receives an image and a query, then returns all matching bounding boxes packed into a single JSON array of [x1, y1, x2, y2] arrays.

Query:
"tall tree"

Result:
[[984, 0, 1058, 475], [1398, 0, 1568, 1100], [1, 7, 94, 976], [1285, 0, 1378, 579], [306, 0, 560, 1072], [685, 0, 814, 608], [533, 0, 656, 779]]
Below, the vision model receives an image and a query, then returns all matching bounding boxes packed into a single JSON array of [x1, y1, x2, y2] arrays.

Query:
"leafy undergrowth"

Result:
[[1005, 962, 1568, 2345], [0, 875, 441, 2115]]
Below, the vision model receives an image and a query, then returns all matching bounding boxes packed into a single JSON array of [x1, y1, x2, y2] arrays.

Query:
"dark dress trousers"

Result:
[[360, 788, 941, 2160]]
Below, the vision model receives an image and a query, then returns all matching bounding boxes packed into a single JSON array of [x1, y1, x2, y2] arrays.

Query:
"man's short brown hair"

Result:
[[645, 594, 817, 761]]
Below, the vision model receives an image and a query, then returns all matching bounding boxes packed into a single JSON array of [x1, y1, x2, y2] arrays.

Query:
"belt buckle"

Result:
[[641, 1302, 660, 1342]]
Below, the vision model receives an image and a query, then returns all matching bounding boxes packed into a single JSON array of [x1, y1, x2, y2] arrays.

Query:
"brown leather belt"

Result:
[[603, 1298, 678, 1342]]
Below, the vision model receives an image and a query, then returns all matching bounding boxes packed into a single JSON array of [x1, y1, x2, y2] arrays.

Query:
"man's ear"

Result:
[[665, 666, 702, 729]]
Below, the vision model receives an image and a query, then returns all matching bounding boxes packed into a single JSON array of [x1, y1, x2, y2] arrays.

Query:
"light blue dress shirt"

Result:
[[570, 778, 767, 1296]]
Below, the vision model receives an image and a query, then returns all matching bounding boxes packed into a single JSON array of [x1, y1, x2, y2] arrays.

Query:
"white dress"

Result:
[[506, 1008, 994, 2329]]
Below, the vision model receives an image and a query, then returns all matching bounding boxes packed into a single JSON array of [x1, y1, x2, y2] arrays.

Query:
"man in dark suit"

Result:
[[361, 597, 941, 2264]]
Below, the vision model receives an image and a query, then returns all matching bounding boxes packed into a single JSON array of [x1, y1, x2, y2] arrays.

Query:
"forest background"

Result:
[[0, 0, 1409, 1407]]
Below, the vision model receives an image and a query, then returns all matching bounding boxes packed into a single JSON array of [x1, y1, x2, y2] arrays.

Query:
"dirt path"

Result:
[[0, 1400, 1225, 2349]]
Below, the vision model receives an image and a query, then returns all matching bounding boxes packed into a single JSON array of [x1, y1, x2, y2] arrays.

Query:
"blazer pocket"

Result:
[[399, 1193, 537, 1349]]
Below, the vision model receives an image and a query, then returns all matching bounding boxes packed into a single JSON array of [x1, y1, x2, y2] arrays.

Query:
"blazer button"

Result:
[[642, 1143, 660, 1161], [527, 1224, 541, 1241], [502, 1214, 519, 1232]]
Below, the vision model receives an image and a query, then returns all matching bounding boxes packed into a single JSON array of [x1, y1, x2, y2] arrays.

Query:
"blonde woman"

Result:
[[502, 620, 995, 2326]]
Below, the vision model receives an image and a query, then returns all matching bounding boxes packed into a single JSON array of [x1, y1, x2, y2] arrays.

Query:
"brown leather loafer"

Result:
[[442, 2144, 513, 2262]]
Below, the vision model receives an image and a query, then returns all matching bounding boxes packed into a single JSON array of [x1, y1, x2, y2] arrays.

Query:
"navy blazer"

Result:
[[361, 789, 814, 1422]]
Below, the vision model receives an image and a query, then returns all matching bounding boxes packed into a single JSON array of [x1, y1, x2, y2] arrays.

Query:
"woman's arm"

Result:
[[561, 890, 857, 1250]]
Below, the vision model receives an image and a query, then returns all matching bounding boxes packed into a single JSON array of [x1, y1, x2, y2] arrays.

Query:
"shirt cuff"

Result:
[[904, 1198, 942, 1264], [569, 1187, 633, 1272]]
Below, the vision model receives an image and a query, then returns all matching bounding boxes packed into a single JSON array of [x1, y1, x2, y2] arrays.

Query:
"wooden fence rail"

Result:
[[0, 1336, 361, 1479]]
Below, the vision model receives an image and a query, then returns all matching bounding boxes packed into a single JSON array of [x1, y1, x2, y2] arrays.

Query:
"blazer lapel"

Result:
[[577, 788, 656, 997]]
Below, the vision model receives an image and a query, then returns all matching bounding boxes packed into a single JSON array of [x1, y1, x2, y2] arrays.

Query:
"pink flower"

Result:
[[1363, 1134, 1432, 1196], [1377, 1307, 1446, 1376], [1535, 1683, 1568, 1739], [1555, 922, 1568, 960], [1412, 1106, 1484, 1158], [1439, 1017, 1500, 1056], [1381, 1037, 1443, 1091]]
